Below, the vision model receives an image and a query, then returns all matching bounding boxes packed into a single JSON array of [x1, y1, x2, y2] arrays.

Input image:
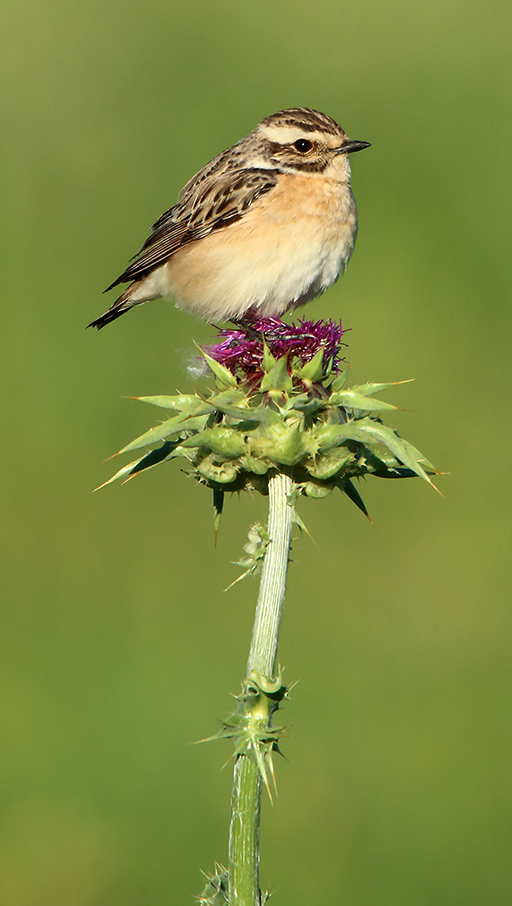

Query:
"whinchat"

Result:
[[89, 108, 370, 329]]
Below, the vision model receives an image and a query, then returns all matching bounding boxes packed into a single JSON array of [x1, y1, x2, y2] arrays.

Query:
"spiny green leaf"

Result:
[[297, 348, 324, 382], [94, 459, 143, 490], [213, 488, 224, 547], [305, 447, 353, 479], [181, 427, 246, 458], [207, 389, 250, 409], [373, 464, 420, 478], [205, 402, 282, 425], [262, 341, 276, 372], [389, 436, 438, 476], [129, 441, 179, 474], [351, 419, 434, 484], [338, 477, 371, 520], [329, 389, 398, 412], [311, 420, 415, 455], [200, 350, 238, 388], [203, 392, 259, 421], [97, 442, 180, 490], [323, 355, 335, 381], [351, 379, 413, 395], [330, 368, 350, 392], [310, 422, 365, 450], [260, 355, 293, 392], [285, 394, 323, 415], [115, 414, 209, 456], [134, 393, 206, 411]]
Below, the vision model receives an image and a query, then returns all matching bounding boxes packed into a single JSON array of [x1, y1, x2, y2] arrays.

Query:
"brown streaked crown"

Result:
[[260, 107, 343, 136]]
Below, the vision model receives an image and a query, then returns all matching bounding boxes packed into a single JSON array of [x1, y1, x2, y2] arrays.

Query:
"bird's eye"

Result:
[[293, 139, 313, 153]]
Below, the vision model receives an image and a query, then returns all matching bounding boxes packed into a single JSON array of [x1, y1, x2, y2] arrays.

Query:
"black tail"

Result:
[[87, 303, 131, 330]]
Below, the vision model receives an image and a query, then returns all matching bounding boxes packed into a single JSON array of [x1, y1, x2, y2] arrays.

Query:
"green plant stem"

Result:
[[229, 472, 294, 906], [246, 472, 294, 677], [228, 757, 262, 906]]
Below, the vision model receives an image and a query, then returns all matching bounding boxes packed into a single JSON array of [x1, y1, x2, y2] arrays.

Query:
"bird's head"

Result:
[[249, 107, 370, 178]]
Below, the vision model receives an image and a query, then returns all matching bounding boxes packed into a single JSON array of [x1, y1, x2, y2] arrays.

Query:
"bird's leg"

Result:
[[229, 317, 263, 342]]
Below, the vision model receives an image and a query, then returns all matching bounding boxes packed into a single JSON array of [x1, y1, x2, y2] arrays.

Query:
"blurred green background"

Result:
[[1, 0, 511, 903]]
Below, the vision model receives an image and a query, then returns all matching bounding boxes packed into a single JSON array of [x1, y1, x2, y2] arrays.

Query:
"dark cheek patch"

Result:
[[287, 158, 331, 173]]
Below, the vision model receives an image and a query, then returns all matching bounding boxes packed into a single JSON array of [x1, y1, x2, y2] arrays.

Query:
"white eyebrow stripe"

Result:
[[258, 124, 329, 144]]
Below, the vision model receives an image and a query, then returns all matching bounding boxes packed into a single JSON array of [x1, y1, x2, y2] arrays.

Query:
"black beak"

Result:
[[337, 139, 371, 154]]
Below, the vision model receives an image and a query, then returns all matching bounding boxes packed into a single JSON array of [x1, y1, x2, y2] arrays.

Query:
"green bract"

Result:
[[99, 348, 437, 520], [197, 864, 230, 906], [197, 863, 269, 906], [200, 670, 289, 802]]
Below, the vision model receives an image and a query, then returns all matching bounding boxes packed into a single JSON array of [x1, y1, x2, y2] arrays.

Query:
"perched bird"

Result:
[[89, 108, 370, 330]]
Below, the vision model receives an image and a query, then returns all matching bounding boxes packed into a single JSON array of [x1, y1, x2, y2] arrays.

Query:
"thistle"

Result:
[[101, 316, 436, 517], [98, 317, 437, 906]]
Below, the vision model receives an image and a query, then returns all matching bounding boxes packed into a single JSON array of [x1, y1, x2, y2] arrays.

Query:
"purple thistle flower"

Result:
[[204, 317, 348, 387]]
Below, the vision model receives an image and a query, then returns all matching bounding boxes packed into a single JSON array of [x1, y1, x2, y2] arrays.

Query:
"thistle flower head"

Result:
[[100, 317, 438, 522], [204, 317, 346, 388]]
